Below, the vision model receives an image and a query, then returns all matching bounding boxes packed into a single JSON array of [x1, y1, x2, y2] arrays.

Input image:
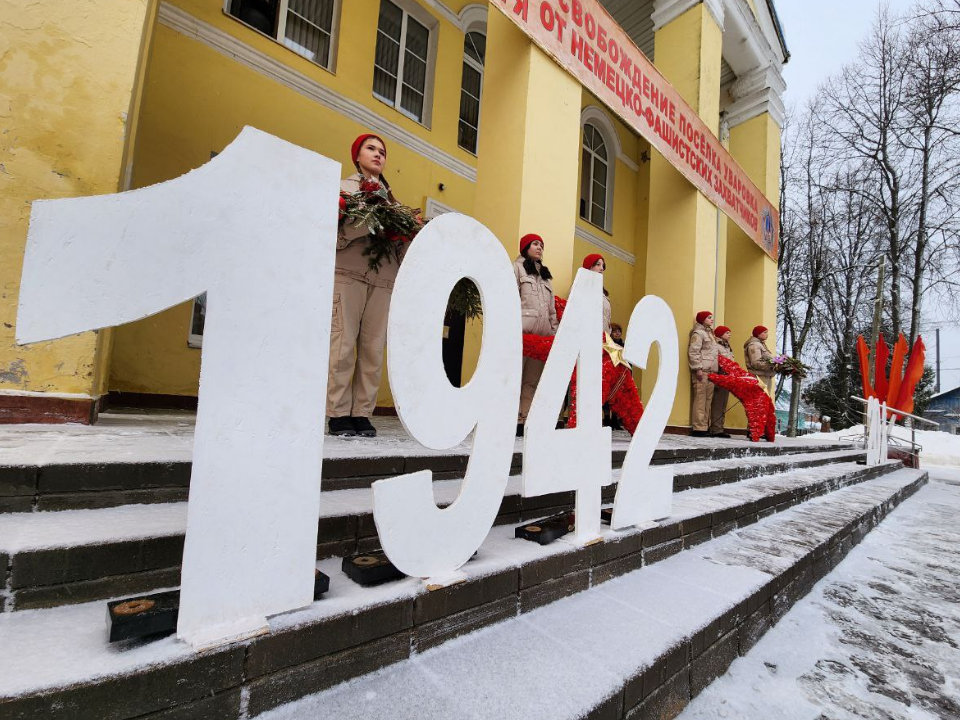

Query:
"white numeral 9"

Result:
[[522, 269, 611, 544], [611, 296, 678, 529], [373, 214, 522, 580], [17, 128, 339, 649]]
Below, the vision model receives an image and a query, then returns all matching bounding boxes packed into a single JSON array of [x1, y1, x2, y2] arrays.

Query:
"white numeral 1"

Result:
[[522, 269, 611, 544], [611, 296, 678, 529], [373, 214, 521, 581], [17, 128, 339, 649]]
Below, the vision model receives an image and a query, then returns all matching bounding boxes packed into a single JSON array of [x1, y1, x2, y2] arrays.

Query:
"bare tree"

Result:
[[822, 9, 912, 339], [900, 9, 960, 343]]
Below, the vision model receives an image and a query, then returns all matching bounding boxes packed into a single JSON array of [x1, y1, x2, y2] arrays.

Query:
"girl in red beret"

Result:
[[582, 253, 611, 334], [744, 325, 775, 395], [515, 234, 558, 435], [710, 325, 734, 437], [687, 311, 718, 437], [327, 133, 406, 438]]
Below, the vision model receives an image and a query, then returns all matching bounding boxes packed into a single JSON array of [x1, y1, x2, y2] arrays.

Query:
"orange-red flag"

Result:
[[886, 334, 909, 420], [856, 336, 873, 398], [874, 334, 890, 402], [893, 336, 926, 415]]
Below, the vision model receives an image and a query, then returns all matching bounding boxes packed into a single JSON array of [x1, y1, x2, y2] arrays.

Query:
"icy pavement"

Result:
[[679, 468, 960, 720], [0, 411, 835, 465]]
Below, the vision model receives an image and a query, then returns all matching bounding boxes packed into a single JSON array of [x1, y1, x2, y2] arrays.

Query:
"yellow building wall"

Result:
[[112, 0, 482, 403], [0, 0, 155, 398], [109, 0, 781, 429]]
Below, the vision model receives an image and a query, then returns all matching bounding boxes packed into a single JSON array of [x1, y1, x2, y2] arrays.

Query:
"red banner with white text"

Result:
[[493, 0, 779, 258]]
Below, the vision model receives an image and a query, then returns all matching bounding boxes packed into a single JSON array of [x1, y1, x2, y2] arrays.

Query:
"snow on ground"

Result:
[[0, 412, 836, 466], [807, 424, 960, 468], [679, 468, 960, 720]]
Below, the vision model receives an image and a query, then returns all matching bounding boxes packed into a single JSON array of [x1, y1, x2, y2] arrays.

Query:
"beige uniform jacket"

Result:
[[687, 323, 719, 373], [336, 174, 406, 290], [744, 337, 774, 378], [717, 340, 735, 362], [514, 257, 558, 336]]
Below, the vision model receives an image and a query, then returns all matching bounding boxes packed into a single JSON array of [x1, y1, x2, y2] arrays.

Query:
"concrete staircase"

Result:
[[0, 439, 927, 720]]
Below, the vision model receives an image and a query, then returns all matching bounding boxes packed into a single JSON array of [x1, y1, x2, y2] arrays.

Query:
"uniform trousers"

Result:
[[326, 274, 390, 418], [690, 376, 715, 432]]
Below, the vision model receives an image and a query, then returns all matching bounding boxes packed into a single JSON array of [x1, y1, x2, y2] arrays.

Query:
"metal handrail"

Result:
[[850, 396, 940, 427]]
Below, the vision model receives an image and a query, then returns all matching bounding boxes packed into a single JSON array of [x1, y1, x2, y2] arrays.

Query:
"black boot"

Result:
[[516, 424, 524, 437], [328, 416, 356, 437], [710, 432, 732, 439], [350, 416, 377, 438], [690, 430, 709, 438]]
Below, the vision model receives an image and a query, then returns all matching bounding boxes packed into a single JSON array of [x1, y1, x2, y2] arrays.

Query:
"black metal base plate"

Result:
[[107, 590, 180, 643], [341, 551, 405, 586], [314, 569, 330, 599], [515, 512, 575, 545]]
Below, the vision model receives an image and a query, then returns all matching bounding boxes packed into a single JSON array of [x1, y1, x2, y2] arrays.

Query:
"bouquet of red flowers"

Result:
[[339, 179, 423, 271]]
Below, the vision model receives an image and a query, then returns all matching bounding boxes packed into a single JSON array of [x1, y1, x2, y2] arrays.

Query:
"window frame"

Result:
[[372, 0, 439, 127], [457, 30, 486, 155], [578, 107, 619, 234], [223, 0, 343, 73], [188, 293, 206, 349]]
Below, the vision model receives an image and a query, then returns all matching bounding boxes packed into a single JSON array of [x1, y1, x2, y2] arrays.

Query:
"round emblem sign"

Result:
[[761, 206, 775, 252]]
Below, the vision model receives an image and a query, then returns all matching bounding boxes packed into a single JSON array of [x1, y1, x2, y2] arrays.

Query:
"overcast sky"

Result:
[[775, 0, 960, 395]]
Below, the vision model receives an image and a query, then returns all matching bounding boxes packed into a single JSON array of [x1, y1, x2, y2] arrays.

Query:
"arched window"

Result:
[[580, 122, 609, 229], [458, 31, 485, 154]]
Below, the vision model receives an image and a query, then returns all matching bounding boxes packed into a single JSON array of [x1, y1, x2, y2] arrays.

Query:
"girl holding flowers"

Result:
[[328, 133, 422, 437]]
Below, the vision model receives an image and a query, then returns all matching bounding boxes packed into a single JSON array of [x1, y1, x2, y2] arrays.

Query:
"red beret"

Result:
[[714, 325, 731, 337], [753, 325, 768, 337], [520, 233, 543, 254], [696, 311, 713, 324], [351, 134, 386, 164], [582, 253, 604, 270]]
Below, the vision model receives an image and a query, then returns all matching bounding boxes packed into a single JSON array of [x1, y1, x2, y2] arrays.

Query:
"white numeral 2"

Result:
[[612, 296, 678, 529]]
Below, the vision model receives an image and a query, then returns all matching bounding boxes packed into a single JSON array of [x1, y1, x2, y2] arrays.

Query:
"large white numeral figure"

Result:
[[522, 269, 610, 544], [16, 128, 339, 649], [865, 397, 890, 466], [374, 214, 521, 580], [611, 296, 678, 529]]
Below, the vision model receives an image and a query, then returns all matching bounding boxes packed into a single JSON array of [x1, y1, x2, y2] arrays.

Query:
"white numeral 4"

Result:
[[522, 269, 611, 544]]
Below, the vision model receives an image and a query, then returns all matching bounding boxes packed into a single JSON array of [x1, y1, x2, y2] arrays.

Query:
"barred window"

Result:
[[373, 0, 431, 123], [227, 0, 339, 70], [457, 31, 485, 154]]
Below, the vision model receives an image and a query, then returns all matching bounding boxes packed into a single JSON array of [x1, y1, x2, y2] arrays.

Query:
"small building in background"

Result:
[[923, 386, 960, 434]]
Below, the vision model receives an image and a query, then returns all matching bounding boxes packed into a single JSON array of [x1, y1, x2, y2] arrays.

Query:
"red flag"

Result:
[[886, 334, 908, 420], [873, 334, 890, 402], [856, 336, 873, 398], [893, 336, 926, 415]]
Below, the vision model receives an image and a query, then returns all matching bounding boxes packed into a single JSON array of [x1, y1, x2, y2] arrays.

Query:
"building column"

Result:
[[0, 0, 157, 422], [462, 7, 582, 380], [644, 1, 724, 429], [723, 67, 784, 428]]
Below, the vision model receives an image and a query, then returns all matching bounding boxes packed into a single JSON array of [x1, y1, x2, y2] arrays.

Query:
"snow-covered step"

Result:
[[0, 467, 927, 720], [252, 469, 928, 720], [0, 452, 870, 612], [0, 426, 849, 512]]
